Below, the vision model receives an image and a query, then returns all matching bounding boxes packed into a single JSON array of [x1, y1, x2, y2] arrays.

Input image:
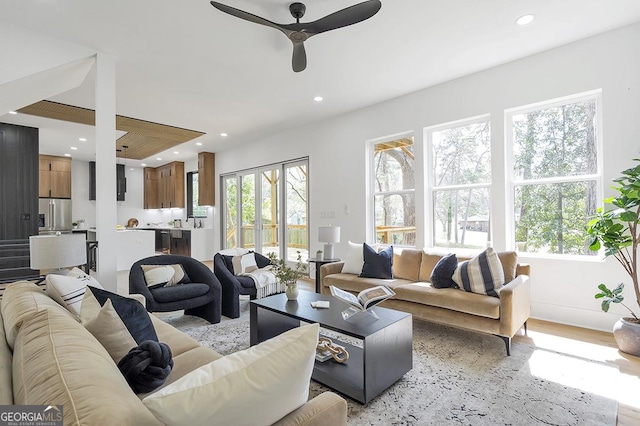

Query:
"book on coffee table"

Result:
[[329, 285, 395, 312]]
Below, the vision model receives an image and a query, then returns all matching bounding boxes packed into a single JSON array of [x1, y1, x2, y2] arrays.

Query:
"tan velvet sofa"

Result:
[[0, 281, 347, 425], [320, 249, 530, 355]]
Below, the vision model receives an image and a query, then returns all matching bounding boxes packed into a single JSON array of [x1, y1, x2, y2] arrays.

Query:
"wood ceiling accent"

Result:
[[17, 100, 205, 160]]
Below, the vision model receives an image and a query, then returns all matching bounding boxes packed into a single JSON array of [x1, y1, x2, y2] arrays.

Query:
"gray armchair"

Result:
[[130, 255, 222, 324]]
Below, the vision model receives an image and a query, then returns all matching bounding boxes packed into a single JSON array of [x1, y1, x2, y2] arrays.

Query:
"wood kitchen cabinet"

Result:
[[143, 161, 184, 209], [198, 152, 215, 206], [39, 154, 71, 198]]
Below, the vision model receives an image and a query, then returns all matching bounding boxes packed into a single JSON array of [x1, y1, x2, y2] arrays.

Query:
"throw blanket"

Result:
[[118, 340, 174, 394], [240, 267, 283, 299]]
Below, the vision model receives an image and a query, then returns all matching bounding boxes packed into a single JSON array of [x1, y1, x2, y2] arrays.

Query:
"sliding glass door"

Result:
[[222, 159, 308, 262]]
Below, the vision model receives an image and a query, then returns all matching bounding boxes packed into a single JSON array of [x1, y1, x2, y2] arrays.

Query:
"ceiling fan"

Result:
[[209, 1, 382, 72]]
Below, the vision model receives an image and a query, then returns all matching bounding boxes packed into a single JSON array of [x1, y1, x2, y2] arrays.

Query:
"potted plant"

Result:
[[72, 222, 78, 230], [316, 250, 323, 260], [267, 251, 308, 301], [587, 159, 640, 356]]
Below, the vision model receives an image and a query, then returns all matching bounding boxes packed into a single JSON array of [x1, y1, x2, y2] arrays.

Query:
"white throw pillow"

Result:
[[232, 252, 258, 275], [143, 323, 319, 426], [452, 247, 505, 297], [46, 267, 103, 316], [141, 265, 176, 288], [341, 241, 365, 274]]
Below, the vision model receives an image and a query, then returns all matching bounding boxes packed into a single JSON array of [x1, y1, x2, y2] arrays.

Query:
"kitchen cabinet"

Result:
[[170, 230, 190, 256], [143, 161, 184, 209], [198, 152, 215, 206], [89, 162, 126, 201], [39, 154, 71, 198]]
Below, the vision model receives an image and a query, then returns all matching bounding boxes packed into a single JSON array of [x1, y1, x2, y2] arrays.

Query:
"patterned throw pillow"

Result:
[[231, 253, 258, 275], [359, 244, 393, 279], [141, 264, 191, 289], [46, 267, 104, 316], [452, 247, 504, 297]]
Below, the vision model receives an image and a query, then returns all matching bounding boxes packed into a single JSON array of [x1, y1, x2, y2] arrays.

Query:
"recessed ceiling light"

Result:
[[79, 137, 87, 142], [220, 133, 228, 137], [313, 96, 324, 102], [196, 142, 203, 146], [9, 111, 17, 115], [130, 168, 134, 171], [156, 157, 162, 161], [173, 151, 179, 155], [516, 14, 534, 25], [70, 146, 78, 150], [141, 163, 147, 167], [64, 153, 71, 157]]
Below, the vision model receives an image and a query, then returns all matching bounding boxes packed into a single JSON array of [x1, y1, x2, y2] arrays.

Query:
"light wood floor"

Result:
[[123, 264, 640, 425]]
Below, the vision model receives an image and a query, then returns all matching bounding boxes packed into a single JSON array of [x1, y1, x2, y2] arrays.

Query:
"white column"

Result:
[[95, 52, 118, 292]]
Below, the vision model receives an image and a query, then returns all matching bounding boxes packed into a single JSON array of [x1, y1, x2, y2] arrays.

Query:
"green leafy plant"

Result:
[[587, 159, 640, 321], [267, 251, 308, 286]]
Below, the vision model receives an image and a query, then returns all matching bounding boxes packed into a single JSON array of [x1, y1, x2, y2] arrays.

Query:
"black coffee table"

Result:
[[250, 290, 412, 404]]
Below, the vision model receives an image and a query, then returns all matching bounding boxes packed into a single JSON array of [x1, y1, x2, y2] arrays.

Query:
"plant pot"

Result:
[[285, 284, 298, 301], [613, 317, 640, 356]]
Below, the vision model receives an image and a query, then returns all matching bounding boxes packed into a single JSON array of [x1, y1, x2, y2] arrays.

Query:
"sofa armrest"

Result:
[[272, 392, 347, 426], [319, 262, 345, 295], [499, 274, 531, 338]]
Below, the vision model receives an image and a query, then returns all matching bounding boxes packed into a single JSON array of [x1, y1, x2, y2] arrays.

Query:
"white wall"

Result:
[[215, 23, 640, 332]]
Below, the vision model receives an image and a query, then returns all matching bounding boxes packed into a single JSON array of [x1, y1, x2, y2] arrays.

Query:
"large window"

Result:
[[428, 117, 491, 249], [186, 172, 208, 219], [372, 137, 416, 246], [508, 92, 601, 255], [221, 159, 309, 262]]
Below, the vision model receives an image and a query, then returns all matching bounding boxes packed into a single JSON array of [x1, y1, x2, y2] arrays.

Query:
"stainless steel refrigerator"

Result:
[[38, 198, 72, 234]]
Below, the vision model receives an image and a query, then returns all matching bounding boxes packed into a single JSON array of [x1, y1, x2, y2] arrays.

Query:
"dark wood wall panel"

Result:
[[0, 123, 39, 281]]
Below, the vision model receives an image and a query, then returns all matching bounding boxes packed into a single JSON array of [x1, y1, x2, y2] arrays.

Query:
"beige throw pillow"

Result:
[[231, 253, 258, 275], [141, 264, 188, 288], [143, 323, 319, 426]]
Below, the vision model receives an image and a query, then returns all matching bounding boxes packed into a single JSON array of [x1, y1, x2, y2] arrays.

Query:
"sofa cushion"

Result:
[[324, 273, 412, 294], [236, 275, 258, 289], [0, 309, 13, 405], [150, 283, 211, 303], [497, 251, 518, 282], [393, 249, 422, 281], [360, 244, 393, 279], [418, 253, 443, 282], [430, 253, 458, 288], [12, 308, 161, 425], [149, 314, 201, 357], [452, 247, 504, 297], [81, 287, 159, 363], [393, 282, 501, 319], [1, 281, 77, 350], [342, 241, 365, 275], [46, 267, 104, 315], [143, 323, 319, 426]]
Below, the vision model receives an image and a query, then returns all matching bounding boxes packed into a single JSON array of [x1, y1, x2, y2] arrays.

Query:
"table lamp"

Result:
[[30, 233, 87, 274], [318, 226, 340, 260]]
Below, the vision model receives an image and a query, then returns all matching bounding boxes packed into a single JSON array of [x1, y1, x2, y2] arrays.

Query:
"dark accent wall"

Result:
[[0, 123, 39, 281]]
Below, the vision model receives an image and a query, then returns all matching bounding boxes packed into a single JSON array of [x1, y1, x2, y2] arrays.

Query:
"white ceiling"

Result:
[[2, 0, 640, 166]]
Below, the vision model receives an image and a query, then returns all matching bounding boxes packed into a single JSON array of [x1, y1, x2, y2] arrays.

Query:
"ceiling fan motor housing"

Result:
[[289, 2, 306, 20]]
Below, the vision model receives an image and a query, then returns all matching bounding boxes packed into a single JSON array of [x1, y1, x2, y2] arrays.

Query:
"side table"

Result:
[[308, 258, 340, 293]]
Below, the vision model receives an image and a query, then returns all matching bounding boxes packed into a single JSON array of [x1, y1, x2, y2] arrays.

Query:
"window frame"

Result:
[[186, 171, 208, 219], [425, 114, 492, 249], [504, 89, 604, 257]]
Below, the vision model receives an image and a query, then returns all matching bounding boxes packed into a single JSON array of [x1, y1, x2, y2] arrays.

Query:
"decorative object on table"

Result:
[[209, 0, 382, 73], [267, 251, 308, 301], [29, 233, 87, 274], [127, 218, 139, 228], [118, 340, 174, 394], [77, 219, 85, 229], [316, 250, 323, 260], [72, 222, 78, 230], [316, 336, 349, 363], [318, 226, 340, 260], [587, 159, 640, 356], [310, 300, 330, 309], [329, 284, 395, 320]]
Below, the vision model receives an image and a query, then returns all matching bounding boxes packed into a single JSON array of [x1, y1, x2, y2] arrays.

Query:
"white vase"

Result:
[[285, 284, 298, 301], [613, 317, 640, 356]]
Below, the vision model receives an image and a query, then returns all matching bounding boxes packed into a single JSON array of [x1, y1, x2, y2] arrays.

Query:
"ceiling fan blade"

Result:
[[210, 1, 290, 35], [294, 0, 382, 36], [292, 42, 307, 73]]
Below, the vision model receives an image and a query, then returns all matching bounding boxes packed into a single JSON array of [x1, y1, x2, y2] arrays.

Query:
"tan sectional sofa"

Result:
[[0, 281, 347, 425], [320, 249, 530, 355]]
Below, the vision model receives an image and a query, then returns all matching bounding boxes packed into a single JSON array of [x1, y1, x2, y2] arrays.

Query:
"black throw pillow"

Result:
[[118, 340, 174, 394], [359, 243, 393, 279], [87, 286, 158, 345], [430, 253, 459, 288]]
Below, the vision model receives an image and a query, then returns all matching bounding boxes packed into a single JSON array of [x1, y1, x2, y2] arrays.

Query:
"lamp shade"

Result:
[[318, 226, 340, 243], [30, 234, 87, 270]]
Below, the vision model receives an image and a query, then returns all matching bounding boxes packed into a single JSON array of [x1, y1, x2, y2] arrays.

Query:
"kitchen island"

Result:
[[87, 229, 155, 271]]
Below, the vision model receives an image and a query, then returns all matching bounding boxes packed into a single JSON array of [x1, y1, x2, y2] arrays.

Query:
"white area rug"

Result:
[[163, 302, 618, 426]]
